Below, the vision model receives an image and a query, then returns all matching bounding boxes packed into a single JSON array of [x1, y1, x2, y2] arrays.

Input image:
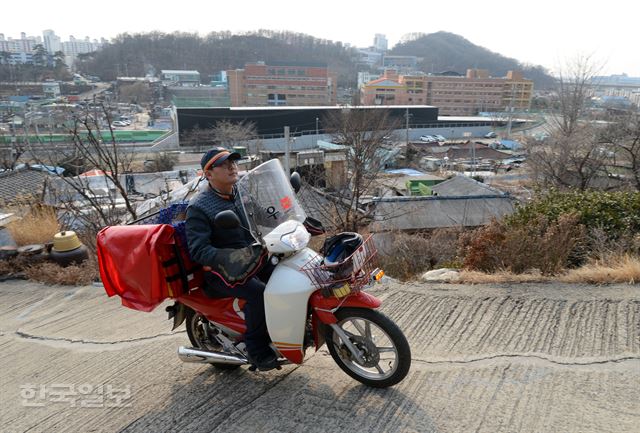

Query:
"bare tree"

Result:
[[528, 55, 614, 190], [599, 110, 640, 190], [305, 107, 400, 231], [181, 120, 259, 152], [118, 82, 153, 104], [181, 125, 216, 150], [211, 119, 258, 151], [548, 54, 603, 137], [144, 152, 177, 172], [30, 105, 139, 233], [527, 125, 611, 190]]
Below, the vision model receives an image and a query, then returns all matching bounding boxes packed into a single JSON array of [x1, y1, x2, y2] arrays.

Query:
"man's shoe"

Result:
[[249, 352, 279, 372]]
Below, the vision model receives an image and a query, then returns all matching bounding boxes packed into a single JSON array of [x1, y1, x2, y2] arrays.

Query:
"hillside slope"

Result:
[[390, 32, 555, 89]]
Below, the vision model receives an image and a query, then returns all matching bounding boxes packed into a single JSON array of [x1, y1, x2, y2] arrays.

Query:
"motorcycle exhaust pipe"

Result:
[[178, 346, 248, 365]]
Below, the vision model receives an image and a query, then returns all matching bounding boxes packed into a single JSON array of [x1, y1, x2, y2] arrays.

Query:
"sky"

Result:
[[3, 0, 638, 76]]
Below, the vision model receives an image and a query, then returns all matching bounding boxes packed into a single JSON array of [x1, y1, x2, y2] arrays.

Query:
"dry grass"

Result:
[[458, 269, 549, 284], [23, 259, 99, 286], [457, 254, 640, 285], [6, 205, 60, 246], [559, 255, 640, 284], [0, 254, 98, 286]]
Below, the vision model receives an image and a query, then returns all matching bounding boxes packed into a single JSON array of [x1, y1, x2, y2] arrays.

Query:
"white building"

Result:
[[357, 49, 383, 67], [357, 71, 381, 89], [0, 31, 105, 67], [374, 34, 388, 52], [43, 81, 61, 98], [43, 30, 62, 54], [0, 32, 40, 55], [161, 70, 201, 87], [62, 35, 104, 68]]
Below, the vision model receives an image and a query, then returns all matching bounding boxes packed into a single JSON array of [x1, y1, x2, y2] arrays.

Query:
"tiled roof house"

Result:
[[0, 166, 52, 205]]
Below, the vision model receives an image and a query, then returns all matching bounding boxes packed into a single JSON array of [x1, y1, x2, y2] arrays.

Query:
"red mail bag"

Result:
[[97, 224, 181, 312]]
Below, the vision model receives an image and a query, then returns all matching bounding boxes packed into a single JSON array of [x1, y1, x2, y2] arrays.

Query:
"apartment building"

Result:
[[43, 30, 62, 54], [0, 31, 105, 67], [361, 69, 533, 115], [227, 62, 337, 107], [374, 34, 388, 52], [0, 33, 39, 66]]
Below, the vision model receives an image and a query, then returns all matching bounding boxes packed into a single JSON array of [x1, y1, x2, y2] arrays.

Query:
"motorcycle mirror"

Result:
[[290, 172, 301, 193], [214, 210, 241, 230]]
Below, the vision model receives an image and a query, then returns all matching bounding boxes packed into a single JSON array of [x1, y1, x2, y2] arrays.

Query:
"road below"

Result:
[[0, 279, 638, 432]]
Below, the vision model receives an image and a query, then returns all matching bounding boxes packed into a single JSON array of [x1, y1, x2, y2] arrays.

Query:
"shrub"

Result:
[[376, 229, 463, 280], [487, 189, 640, 271], [507, 189, 640, 240], [459, 213, 586, 275]]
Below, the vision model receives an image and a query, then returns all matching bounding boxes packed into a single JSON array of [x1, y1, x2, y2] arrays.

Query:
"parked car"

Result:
[[433, 134, 446, 142], [484, 131, 497, 138], [420, 135, 437, 142], [112, 121, 127, 127]]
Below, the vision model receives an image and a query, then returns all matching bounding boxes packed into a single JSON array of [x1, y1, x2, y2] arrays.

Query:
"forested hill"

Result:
[[76, 30, 554, 89], [390, 32, 555, 89], [76, 30, 359, 85]]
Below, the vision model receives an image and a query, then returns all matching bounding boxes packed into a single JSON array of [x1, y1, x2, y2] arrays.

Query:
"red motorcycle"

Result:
[[98, 159, 411, 388]]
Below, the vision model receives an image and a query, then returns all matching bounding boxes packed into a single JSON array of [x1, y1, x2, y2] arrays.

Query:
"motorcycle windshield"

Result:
[[236, 159, 307, 241]]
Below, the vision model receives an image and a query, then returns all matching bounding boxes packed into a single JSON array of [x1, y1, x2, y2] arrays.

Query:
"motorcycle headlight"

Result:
[[280, 224, 310, 250]]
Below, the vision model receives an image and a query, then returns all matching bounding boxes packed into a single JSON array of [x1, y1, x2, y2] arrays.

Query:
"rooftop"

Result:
[[0, 165, 52, 205]]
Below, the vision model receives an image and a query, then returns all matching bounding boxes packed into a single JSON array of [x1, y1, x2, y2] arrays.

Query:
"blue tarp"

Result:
[[498, 140, 521, 150], [385, 168, 425, 176], [14, 163, 65, 175]]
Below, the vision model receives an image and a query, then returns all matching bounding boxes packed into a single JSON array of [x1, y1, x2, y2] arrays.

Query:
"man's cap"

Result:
[[201, 147, 241, 171]]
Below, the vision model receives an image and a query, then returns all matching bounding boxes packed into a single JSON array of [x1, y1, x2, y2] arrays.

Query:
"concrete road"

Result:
[[0, 280, 638, 433]]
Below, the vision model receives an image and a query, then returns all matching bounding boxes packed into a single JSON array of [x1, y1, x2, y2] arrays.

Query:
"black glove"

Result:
[[211, 243, 266, 284]]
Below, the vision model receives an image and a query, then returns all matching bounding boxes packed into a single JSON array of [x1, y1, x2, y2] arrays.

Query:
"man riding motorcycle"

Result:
[[185, 147, 277, 371]]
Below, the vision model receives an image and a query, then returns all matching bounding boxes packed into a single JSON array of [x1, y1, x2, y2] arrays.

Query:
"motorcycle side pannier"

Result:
[[97, 224, 201, 312]]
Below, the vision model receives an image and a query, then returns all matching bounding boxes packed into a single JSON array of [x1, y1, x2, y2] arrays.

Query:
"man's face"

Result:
[[206, 159, 239, 188]]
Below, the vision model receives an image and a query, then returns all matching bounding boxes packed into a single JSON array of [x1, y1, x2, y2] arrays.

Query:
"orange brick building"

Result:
[[227, 62, 337, 107], [361, 69, 533, 115]]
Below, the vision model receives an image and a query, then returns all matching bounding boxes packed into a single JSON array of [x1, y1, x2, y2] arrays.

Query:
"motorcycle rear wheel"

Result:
[[326, 308, 411, 388], [185, 308, 240, 370]]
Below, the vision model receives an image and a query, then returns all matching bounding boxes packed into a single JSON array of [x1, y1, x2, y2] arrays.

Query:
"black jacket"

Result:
[[185, 186, 253, 268]]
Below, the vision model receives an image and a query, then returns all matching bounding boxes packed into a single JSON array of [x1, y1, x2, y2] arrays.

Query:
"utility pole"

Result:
[[284, 126, 290, 174], [405, 107, 409, 144], [506, 83, 516, 139], [405, 107, 411, 162], [471, 141, 476, 177]]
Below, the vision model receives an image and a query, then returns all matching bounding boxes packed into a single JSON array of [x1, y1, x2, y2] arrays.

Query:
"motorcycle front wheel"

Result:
[[326, 307, 411, 388]]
